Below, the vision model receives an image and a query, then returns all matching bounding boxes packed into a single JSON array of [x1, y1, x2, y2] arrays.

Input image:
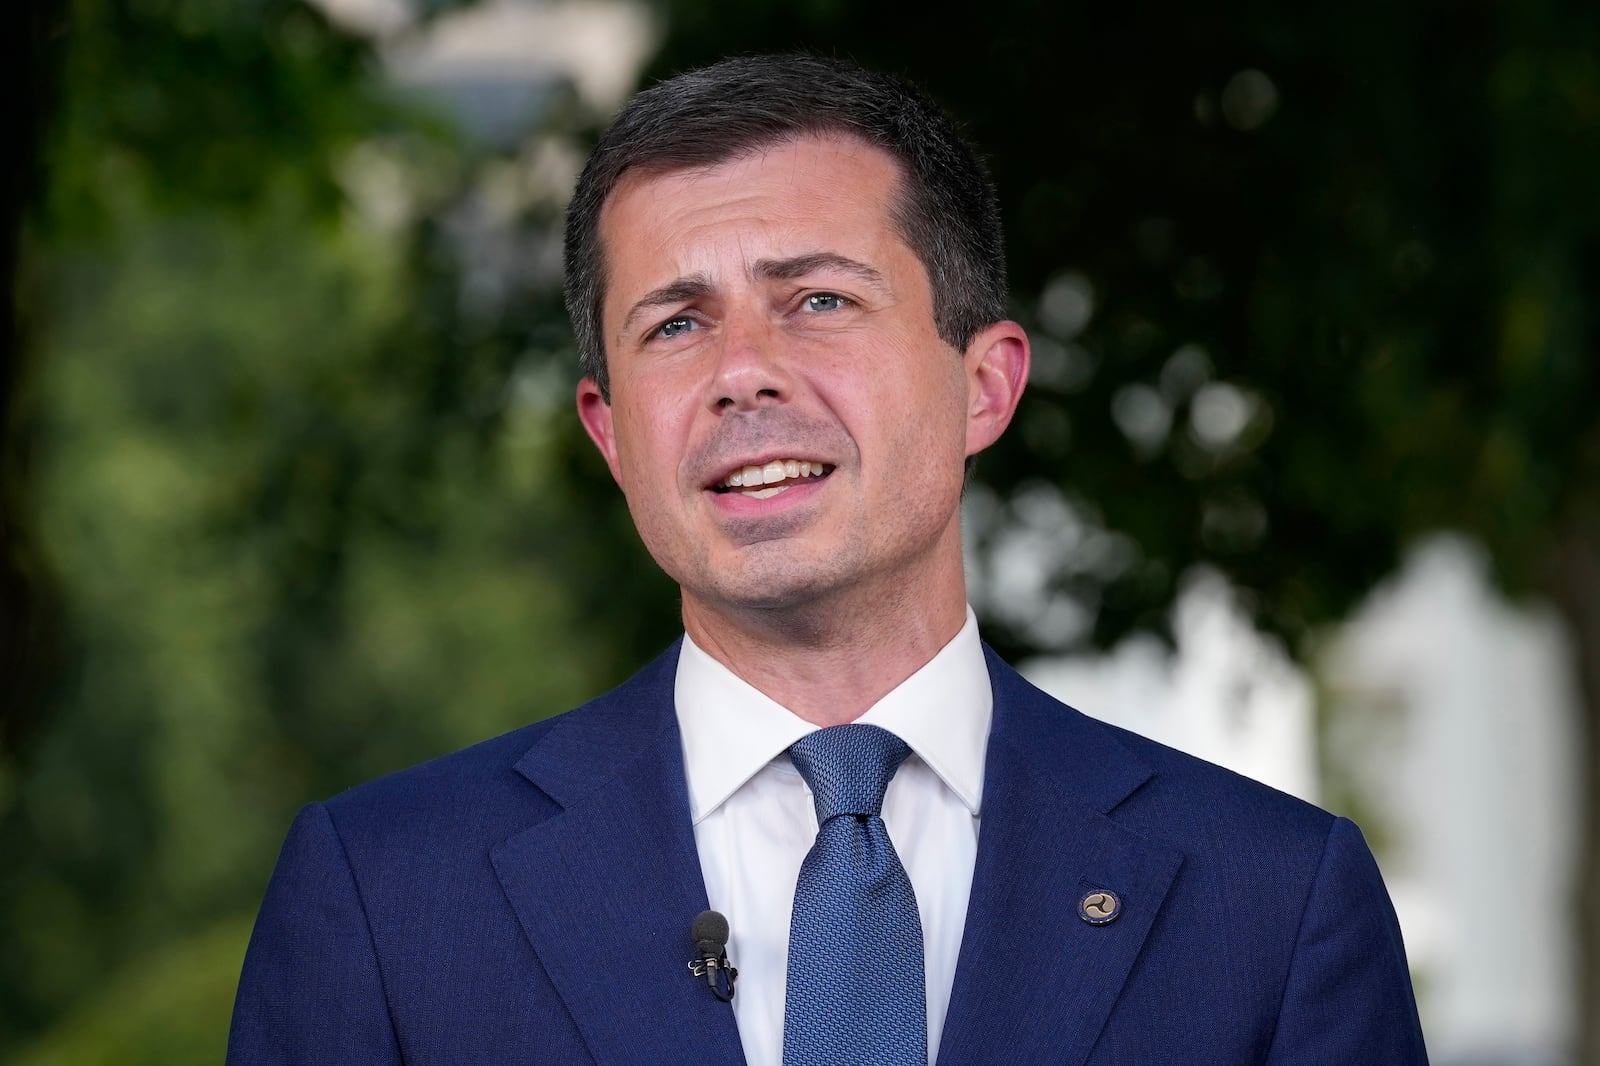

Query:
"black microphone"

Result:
[[688, 910, 738, 1002]]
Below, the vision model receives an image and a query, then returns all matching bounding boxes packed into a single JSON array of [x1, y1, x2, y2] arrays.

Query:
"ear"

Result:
[[576, 377, 624, 485], [962, 320, 1030, 458]]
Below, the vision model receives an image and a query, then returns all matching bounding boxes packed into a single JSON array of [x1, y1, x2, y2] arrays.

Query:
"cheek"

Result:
[[612, 395, 695, 495], [834, 345, 966, 447], [907, 355, 974, 446]]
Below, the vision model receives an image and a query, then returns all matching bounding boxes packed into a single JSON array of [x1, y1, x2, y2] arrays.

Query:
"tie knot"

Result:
[[787, 724, 912, 823]]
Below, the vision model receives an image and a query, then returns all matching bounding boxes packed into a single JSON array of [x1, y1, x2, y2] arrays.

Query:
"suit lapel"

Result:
[[937, 650, 1185, 1066], [490, 645, 747, 1066]]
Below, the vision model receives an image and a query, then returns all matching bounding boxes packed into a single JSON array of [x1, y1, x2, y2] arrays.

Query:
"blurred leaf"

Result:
[[7, 918, 250, 1066]]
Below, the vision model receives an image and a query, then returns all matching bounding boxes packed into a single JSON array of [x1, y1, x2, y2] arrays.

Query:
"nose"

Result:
[[706, 312, 791, 412]]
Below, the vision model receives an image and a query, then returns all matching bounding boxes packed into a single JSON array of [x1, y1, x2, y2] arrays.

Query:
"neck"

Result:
[[682, 575, 969, 727]]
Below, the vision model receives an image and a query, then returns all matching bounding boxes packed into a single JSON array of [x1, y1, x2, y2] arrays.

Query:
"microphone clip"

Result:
[[687, 952, 738, 1003], [688, 909, 738, 1003]]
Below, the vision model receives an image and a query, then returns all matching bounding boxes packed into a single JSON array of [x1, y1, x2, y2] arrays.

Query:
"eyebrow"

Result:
[[618, 253, 891, 337], [752, 252, 889, 293], [620, 274, 715, 337]]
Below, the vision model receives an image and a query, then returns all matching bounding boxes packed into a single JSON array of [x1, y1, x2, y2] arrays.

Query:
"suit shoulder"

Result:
[[989, 650, 1337, 850], [1096, 711, 1327, 822], [318, 642, 682, 845]]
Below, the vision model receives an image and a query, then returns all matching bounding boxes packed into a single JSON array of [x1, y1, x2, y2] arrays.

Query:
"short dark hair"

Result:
[[563, 54, 1008, 400]]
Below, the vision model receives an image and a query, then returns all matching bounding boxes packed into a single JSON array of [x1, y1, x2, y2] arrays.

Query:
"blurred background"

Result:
[[2, 0, 1597, 1063]]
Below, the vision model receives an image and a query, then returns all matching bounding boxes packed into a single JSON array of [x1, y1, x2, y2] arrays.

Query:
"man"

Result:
[[227, 55, 1428, 1064]]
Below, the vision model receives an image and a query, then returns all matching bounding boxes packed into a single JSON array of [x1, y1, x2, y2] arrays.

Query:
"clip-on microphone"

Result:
[[688, 910, 738, 1002]]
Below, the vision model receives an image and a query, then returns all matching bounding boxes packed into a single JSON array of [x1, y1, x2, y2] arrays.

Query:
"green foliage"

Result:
[[7, 918, 250, 1066], [2, 0, 657, 1052], [41, 0, 385, 229], [4, 188, 629, 1036]]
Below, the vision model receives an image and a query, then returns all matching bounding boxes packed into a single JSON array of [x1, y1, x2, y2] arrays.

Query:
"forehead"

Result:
[[596, 135, 911, 294], [605, 132, 906, 223]]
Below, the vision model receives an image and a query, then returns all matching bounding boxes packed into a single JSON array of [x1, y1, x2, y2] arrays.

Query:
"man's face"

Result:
[[577, 135, 1024, 626]]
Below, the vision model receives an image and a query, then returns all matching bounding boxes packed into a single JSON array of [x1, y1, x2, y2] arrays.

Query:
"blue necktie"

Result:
[[783, 724, 928, 1066]]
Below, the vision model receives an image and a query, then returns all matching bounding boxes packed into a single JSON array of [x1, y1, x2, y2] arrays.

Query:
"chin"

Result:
[[688, 555, 858, 618], [717, 573, 839, 614]]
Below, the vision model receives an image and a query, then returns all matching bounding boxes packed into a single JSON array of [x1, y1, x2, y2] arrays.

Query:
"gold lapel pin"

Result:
[[1078, 889, 1121, 925]]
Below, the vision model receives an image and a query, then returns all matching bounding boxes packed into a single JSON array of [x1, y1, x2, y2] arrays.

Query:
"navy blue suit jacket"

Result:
[[227, 643, 1428, 1064]]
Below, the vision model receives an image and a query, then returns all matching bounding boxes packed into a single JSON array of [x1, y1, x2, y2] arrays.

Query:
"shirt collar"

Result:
[[675, 608, 992, 824]]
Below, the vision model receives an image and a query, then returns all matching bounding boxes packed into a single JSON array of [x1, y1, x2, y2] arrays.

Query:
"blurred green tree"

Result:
[[1, 0, 668, 1059]]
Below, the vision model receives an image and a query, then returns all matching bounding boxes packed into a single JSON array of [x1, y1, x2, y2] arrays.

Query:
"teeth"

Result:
[[746, 486, 785, 499], [719, 459, 829, 491]]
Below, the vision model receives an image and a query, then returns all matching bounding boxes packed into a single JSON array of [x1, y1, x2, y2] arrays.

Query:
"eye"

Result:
[[655, 315, 700, 339], [803, 293, 849, 313]]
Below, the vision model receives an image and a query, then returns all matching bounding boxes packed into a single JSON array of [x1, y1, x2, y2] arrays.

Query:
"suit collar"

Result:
[[493, 642, 748, 1066], [982, 644, 1156, 814], [509, 641, 684, 808], [937, 648, 1185, 1066], [674, 608, 992, 822], [493, 641, 1183, 1066]]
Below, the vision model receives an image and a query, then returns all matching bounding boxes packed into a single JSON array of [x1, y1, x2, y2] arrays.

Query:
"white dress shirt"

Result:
[[675, 609, 992, 1066]]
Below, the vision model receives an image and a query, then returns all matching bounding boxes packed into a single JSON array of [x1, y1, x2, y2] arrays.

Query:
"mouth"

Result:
[[710, 458, 835, 500]]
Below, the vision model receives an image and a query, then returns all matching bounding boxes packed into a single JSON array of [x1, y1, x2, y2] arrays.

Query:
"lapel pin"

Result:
[[1078, 889, 1121, 925]]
